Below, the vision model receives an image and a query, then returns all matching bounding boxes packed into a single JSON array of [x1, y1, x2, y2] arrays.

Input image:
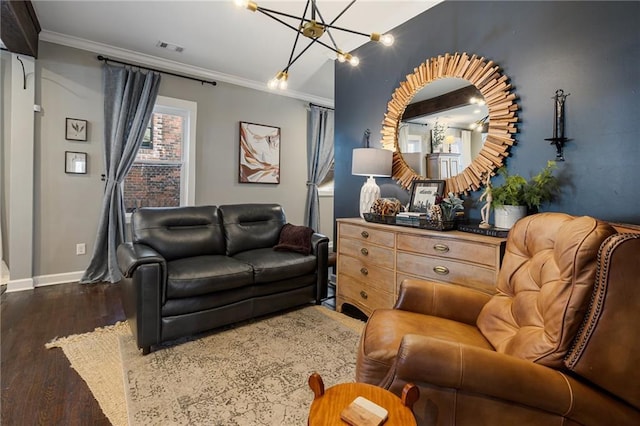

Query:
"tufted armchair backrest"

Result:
[[476, 213, 616, 368]]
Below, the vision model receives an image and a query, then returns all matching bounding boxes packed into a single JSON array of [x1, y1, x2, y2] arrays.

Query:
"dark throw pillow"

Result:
[[274, 223, 314, 255]]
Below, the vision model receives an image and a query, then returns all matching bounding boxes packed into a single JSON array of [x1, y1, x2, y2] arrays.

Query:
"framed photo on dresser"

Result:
[[408, 180, 445, 213]]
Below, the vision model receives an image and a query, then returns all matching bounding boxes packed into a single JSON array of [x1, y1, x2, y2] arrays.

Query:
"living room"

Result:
[[2, 1, 639, 425]]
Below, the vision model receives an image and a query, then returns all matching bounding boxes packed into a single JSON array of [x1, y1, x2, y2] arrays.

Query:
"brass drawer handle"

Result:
[[433, 243, 450, 253], [433, 266, 450, 275], [361, 248, 369, 256], [361, 231, 369, 238], [360, 267, 369, 276], [360, 290, 368, 300]]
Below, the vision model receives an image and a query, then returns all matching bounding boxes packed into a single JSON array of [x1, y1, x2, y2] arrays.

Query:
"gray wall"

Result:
[[335, 1, 640, 224], [26, 41, 332, 278]]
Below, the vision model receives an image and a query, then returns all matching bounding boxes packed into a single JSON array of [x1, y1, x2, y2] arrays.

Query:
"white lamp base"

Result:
[[359, 176, 381, 218]]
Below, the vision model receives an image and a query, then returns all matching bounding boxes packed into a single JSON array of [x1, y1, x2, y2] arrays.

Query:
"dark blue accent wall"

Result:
[[334, 1, 640, 224]]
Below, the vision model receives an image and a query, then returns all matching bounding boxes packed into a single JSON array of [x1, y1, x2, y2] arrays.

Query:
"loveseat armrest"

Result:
[[311, 232, 329, 302], [383, 334, 639, 425], [117, 242, 165, 278], [394, 279, 492, 325]]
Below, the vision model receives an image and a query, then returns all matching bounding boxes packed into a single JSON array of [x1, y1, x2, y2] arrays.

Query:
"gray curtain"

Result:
[[305, 105, 334, 231], [81, 64, 161, 283]]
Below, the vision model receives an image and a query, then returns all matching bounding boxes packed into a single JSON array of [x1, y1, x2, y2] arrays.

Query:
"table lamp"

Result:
[[352, 147, 392, 218]]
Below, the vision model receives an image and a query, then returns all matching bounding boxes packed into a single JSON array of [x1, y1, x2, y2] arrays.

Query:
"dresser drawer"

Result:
[[397, 252, 496, 293], [338, 255, 395, 293], [339, 223, 395, 248], [339, 239, 394, 270], [397, 233, 498, 268], [337, 275, 395, 316]]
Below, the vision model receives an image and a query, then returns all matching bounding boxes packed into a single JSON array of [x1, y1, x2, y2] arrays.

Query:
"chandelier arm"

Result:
[[256, 9, 307, 36], [257, 2, 365, 38], [285, 0, 312, 68], [284, 38, 323, 73]]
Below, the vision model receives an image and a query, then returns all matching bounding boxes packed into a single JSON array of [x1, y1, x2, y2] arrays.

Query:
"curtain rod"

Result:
[[97, 55, 216, 86], [309, 102, 334, 111]]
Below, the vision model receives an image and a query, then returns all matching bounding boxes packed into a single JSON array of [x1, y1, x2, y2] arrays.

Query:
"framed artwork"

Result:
[[409, 180, 445, 213], [65, 151, 87, 174], [239, 121, 280, 184], [65, 118, 88, 141]]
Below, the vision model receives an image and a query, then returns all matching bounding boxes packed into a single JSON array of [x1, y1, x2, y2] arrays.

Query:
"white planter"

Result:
[[494, 205, 527, 229]]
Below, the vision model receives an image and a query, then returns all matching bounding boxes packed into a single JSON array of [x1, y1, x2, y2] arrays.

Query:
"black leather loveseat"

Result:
[[116, 203, 329, 354]]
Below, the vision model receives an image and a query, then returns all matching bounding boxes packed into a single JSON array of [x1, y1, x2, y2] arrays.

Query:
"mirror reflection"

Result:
[[398, 77, 489, 179]]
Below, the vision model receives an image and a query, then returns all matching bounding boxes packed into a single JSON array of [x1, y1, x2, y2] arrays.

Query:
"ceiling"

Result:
[[30, 1, 441, 106]]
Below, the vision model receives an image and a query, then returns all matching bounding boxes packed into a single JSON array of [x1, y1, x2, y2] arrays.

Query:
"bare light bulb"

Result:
[[278, 73, 288, 90], [337, 52, 346, 63], [349, 56, 360, 66], [234, 0, 249, 7], [267, 78, 278, 90], [380, 33, 394, 46]]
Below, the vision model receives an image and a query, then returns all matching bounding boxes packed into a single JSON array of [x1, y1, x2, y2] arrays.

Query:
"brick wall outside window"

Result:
[[124, 112, 183, 212]]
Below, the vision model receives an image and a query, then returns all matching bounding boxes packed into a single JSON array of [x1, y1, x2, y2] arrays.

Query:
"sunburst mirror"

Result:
[[380, 52, 519, 194]]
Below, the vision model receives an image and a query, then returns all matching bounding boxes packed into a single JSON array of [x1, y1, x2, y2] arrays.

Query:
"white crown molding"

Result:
[[39, 30, 334, 108]]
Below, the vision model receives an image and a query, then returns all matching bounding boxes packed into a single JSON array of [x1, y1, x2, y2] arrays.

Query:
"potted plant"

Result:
[[490, 161, 560, 229]]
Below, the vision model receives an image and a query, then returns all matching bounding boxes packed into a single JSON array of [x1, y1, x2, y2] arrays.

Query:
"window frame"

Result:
[[124, 95, 197, 217]]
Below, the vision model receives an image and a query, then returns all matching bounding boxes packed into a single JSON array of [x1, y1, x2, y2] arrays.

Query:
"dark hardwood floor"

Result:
[[1, 280, 339, 425], [1, 283, 125, 425]]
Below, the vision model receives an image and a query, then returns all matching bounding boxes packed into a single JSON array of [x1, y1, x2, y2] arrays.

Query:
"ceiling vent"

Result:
[[156, 41, 184, 53]]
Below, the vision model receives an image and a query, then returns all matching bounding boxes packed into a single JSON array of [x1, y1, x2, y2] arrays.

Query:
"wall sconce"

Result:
[[545, 89, 571, 161], [352, 129, 392, 218]]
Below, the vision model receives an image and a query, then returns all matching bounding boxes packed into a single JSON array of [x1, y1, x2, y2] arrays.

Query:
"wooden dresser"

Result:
[[336, 218, 506, 317]]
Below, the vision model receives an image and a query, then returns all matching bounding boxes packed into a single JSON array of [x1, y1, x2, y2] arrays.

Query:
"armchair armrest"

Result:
[[385, 334, 638, 425], [117, 242, 165, 278], [394, 279, 492, 325]]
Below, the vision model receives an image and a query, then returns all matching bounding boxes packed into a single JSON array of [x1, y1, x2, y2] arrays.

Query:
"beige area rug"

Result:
[[47, 306, 365, 425]]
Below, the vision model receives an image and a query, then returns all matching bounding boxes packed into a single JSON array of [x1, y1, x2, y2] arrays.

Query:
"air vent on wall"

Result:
[[156, 41, 184, 53]]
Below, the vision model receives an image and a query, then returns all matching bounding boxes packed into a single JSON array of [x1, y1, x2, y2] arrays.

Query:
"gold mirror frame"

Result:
[[381, 52, 518, 194]]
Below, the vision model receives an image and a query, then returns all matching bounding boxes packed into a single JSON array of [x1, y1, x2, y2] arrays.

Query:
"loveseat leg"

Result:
[[142, 346, 151, 355]]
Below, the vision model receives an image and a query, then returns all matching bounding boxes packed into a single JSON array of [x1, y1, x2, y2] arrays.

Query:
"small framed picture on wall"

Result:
[[65, 118, 88, 141], [65, 151, 87, 174]]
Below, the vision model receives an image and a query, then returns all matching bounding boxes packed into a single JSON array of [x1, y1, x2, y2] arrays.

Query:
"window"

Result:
[[317, 161, 334, 197], [123, 96, 197, 213]]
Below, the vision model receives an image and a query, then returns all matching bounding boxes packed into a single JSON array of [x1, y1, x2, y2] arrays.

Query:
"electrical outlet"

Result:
[[76, 243, 86, 255]]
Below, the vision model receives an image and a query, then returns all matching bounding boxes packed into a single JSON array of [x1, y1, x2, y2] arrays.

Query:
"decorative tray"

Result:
[[364, 213, 456, 231], [363, 213, 397, 224]]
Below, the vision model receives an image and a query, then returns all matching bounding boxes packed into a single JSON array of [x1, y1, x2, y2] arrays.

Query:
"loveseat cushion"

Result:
[[166, 255, 253, 299], [132, 205, 225, 261], [220, 204, 286, 256], [233, 248, 317, 283]]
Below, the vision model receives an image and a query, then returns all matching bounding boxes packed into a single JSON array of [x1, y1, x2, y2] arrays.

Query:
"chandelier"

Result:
[[234, 0, 394, 90]]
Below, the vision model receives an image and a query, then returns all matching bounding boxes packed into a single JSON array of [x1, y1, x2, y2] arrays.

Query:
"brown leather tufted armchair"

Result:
[[356, 213, 640, 425]]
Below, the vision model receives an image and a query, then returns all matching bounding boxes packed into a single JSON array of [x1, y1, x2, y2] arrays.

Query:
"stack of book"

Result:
[[395, 211, 426, 226]]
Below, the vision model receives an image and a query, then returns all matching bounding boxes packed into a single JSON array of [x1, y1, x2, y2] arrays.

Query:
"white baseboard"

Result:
[[6, 278, 34, 292], [6, 271, 84, 292]]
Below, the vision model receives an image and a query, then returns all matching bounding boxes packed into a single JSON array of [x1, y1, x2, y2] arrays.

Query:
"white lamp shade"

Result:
[[351, 148, 392, 177]]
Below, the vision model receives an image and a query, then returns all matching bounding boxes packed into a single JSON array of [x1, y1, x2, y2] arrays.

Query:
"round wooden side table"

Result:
[[308, 373, 418, 425]]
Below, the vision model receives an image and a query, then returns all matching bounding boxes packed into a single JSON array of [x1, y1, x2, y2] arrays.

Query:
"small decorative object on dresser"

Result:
[[65, 118, 87, 141], [408, 180, 445, 213]]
